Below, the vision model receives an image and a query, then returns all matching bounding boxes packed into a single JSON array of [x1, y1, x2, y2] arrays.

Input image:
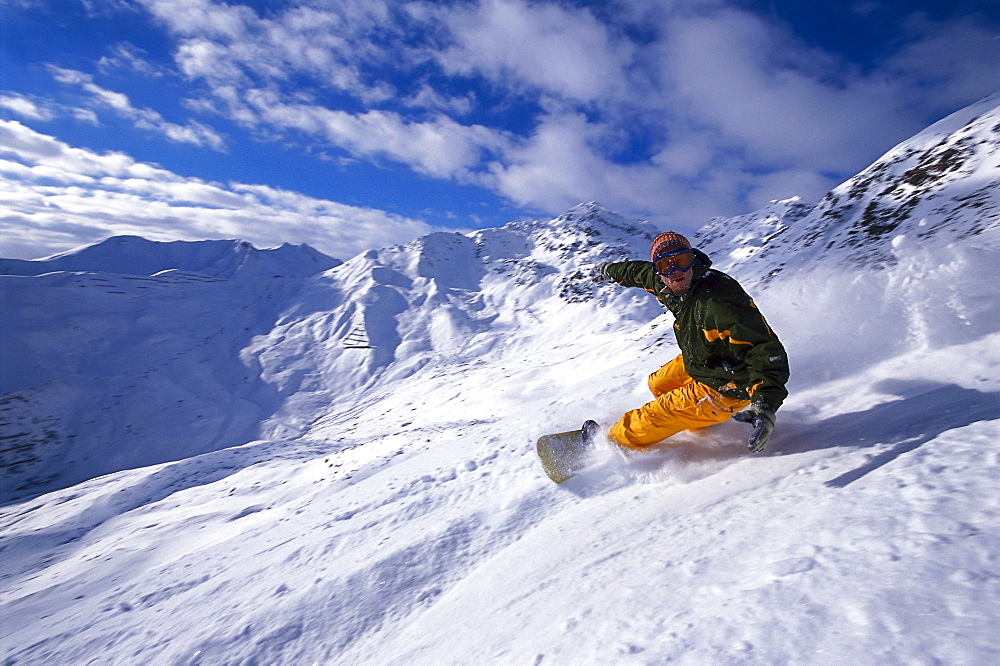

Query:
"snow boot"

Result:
[[582, 419, 601, 444]]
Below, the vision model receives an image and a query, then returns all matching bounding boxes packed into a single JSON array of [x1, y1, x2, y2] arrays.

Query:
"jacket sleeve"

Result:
[[604, 260, 659, 294], [704, 298, 790, 410]]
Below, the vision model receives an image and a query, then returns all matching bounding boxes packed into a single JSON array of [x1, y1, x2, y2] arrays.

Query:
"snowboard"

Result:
[[536, 420, 600, 483]]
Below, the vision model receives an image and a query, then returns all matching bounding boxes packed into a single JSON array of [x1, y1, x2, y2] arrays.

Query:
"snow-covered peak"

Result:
[[0, 235, 340, 280], [239, 205, 665, 410], [695, 197, 811, 272]]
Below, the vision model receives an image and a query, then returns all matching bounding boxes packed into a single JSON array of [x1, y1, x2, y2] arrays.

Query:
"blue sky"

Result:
[[1, 0, 998, 260]]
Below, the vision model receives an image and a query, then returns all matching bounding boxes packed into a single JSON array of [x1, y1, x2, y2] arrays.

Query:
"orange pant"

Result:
[[609, 355, 750, 449]]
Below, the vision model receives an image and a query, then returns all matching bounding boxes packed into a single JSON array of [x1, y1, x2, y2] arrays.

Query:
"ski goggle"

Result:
[[652, 248, 695, 277]]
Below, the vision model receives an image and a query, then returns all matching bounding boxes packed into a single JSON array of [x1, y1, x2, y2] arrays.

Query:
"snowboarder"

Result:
[[592, 232, 789, 453]]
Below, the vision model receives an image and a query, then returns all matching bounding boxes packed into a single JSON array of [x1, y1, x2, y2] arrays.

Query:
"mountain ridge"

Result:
[[0, 235, 340, 280]]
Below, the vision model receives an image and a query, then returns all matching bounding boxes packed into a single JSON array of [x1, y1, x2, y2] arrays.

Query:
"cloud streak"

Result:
[[435, 0, 634, 103], [0, 121, 433, 260], [48, 66, 227, 150], [241, 89, 510, 180]]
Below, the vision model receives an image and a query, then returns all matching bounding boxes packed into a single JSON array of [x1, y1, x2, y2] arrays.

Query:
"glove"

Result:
[[591, 262, 613, 283], [733, 402, 775, 453]]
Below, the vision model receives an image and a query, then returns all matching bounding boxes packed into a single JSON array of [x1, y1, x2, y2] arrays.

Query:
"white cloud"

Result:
[[885, 15, 1000, 115], [651, 135, 715, 178], [402, 85, 475, 116], [0, 94, 54, 121], [141, 0, 394, 102], [484, 112, 725, 228], [135, 0, 967, 226], [448, 2, 1000, 224], [0, 92, 99, 126], [243, 88, 510, 180], [655, 8, 919, 172], [98, 43, 168, 77], [435, 0, 634, 103], [486, 112, 596, 210], [0, 120, 434, 260], [48, 66, 227, 150], [628, 5, 1000, 213], [175, 38, 246, 83], [143, 0, 254, 40]]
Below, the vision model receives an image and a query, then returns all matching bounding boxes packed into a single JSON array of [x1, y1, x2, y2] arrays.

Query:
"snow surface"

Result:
[[2, 99, 1000, 664]]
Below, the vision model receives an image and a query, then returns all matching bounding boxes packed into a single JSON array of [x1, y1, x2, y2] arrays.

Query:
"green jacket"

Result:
[[605, 250, 789, 410]]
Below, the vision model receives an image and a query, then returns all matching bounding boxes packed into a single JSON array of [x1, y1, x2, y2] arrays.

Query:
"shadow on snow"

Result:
[[772, 379, 1000, 487]]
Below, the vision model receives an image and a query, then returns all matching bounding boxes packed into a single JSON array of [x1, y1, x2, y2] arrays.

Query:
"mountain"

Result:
[[2, 96, 1000, 664], [247, 204, 664, 401], [0, 235, 340, 280], [0, 238, 339, 497]]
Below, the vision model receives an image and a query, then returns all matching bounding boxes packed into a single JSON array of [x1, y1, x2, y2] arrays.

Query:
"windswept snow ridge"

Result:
[[2, 97, 1000, 664]]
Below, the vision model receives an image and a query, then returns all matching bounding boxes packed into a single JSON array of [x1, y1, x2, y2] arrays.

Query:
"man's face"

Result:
[[653, 248, 695, 295], [660, 270, 694, 295]]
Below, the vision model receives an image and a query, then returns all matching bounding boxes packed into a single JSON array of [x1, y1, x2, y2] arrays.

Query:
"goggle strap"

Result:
[[652, 248, 693, 263]]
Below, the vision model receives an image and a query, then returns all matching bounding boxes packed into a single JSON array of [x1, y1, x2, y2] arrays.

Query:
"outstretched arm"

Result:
[[597, 260, 659, 294]]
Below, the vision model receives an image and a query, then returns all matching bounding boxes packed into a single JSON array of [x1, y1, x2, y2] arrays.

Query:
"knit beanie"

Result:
[[649, 232, 692, 261]]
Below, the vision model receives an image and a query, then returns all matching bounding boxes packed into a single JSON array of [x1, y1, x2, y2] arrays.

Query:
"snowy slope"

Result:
[[0, 239, 339, 498], [2, 96, 1000, 664]]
